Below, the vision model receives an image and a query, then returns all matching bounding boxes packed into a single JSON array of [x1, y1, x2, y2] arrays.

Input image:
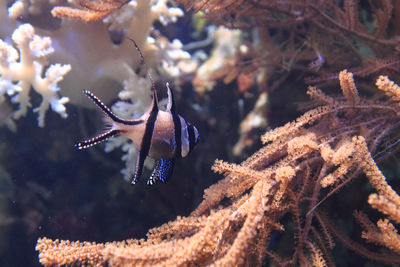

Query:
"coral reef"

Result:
[[1, 0, 191, 116], [51, 0, 130, 22], [193, 26, 241, 94], [36, 71, 400, 266], [178, 0, 400, 154], [1, 0, 399, 266], [182, 0, 400, 82], [1, 0, 196, 177]]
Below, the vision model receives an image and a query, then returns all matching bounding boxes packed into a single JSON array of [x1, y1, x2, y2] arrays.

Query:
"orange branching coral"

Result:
[[354, 212, 400, 255], [36, 238, 105, 266], [368, 194, 400, 223], [36, 71, 400, 266], [51, 0, 129, 22], [188, 1, 400, 158]]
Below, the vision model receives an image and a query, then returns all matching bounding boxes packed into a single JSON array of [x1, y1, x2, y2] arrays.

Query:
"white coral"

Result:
[[151, 0, 183, 25], [0, 24, 71, 127], [8, 0, 61, 19]]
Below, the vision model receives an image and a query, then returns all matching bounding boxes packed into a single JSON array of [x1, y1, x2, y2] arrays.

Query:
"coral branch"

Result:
[[36, 238, 105, 266], [0, 24, 71, 127], [51, 0, 129, 22]]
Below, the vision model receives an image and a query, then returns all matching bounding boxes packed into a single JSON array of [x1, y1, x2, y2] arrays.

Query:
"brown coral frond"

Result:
[[36, 238, 105, 266], [51, 0, 129, 22], [320, 212, 400, 264], [376, 75, 400, 104], [181, 0, 400, 101], [368, 194, 400, 223], [376, 219, 400, 254], [339, 69, 360, 105]]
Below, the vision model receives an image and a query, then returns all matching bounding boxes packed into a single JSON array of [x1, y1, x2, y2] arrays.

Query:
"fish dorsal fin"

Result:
[[126, 38, 159, 114], [166, 82, 176, 113]]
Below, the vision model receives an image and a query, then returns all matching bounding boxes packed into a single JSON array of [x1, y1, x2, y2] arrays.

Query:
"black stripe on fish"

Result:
[[172, 113, 182, 159], [188, 124, 196, 153], [83, 90, 142, 126], [75, 129, 120, 149], [131, 90, 159, 184]]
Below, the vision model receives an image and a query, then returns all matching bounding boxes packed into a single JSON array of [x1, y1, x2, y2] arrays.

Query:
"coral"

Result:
[[193, 26, 241, 94], [2, 0, 191, 109], [39, 0, 188, 107], [51, 0, 130, 22], [232, 91, 268, 156], [51, 0, 184, 24], [179, 0, 400, 85], [0, 23, 70, 127], [8, 0, 60, 19], [35, 71, 400, 265]]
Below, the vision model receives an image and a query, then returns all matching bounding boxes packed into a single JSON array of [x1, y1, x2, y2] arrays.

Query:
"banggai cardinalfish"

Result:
[[75, 40, 199, 185]]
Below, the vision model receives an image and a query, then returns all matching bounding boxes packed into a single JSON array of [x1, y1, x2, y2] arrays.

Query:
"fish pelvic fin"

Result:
[[147, 159, 175, 185]]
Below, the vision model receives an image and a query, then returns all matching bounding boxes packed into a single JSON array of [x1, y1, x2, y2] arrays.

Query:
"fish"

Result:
[[75, 83, 200, 185]]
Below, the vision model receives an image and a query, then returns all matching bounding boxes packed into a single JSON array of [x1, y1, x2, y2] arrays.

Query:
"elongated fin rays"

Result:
[[76, 129, 120, 150], [127, 38, 156, 92], [75, 90, 143, 150], [75, 39, 151, 152]]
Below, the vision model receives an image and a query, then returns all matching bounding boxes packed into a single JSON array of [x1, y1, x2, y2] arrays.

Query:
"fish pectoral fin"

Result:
[[147, 159, 174, 185], [75, 129, 119, 149], [131, 150, 147, 185]]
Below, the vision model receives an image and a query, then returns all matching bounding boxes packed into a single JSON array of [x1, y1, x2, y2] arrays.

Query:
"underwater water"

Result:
[[0, 87, 240, 266], [1, 1, 400, 266], [0, 14, 248, 265]]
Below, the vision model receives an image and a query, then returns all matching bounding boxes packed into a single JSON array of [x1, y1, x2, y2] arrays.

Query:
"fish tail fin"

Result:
[[83, 90, 143, 126], [83, 90, 121, 123], [77, 90, 144, 150], [75, 129, 120, 149]]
